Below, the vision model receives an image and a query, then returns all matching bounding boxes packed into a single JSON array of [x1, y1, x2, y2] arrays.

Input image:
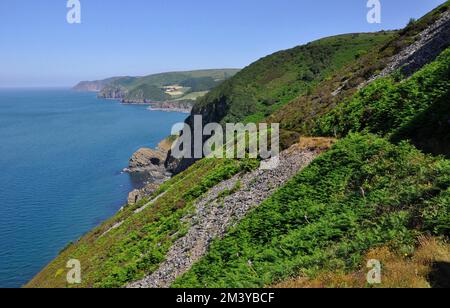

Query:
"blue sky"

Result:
[[0, 0, 446, 87]]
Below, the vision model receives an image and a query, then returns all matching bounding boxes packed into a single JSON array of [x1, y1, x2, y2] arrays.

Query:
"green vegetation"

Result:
[[315, 47, 450, 157], [174, 134, 449, 288], [194, 33, 394, 124], [268, 1, 450, 143], [26, 158, 259, 288]]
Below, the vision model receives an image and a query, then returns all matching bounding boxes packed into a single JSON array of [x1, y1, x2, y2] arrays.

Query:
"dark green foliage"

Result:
[[173, 134, 450, 288], [315, 47, 450, 157], [125, 84, 171, 102]]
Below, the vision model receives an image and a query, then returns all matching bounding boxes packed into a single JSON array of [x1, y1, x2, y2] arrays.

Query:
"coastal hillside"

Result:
[[168, 31, 397, 172], [74, 69, 240, 104], [28, 2, 450, 288]]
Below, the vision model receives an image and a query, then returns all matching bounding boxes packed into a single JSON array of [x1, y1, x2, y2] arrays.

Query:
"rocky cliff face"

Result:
[[126, 148, 166, 173], [165, 97, 229, 174], [126, 138, 176, 205]]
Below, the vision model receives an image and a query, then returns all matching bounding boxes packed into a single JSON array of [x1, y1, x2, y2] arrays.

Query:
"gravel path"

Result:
[[128, 146, 318, 288]]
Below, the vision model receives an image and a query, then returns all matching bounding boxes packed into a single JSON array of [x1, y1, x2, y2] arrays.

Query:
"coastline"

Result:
[[98, 97, 193, 113]]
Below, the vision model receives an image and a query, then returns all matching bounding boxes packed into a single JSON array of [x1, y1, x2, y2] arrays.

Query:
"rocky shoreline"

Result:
[[110, 97, 193, 113]]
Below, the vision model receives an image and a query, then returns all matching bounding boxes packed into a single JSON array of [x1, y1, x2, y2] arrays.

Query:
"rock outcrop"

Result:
[[127, 148, 166, 173], [98, 85, 129, 100], [126, 138, 177, 205]]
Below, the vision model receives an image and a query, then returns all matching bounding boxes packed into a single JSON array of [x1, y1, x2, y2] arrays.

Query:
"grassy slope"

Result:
[[315, 47, 450, 157], [269, 1, 450, 143], [125, 84, 172, 102], [193, 32, 394, 124], [26, 158, 259, 288], [174, 134, 449, 288]]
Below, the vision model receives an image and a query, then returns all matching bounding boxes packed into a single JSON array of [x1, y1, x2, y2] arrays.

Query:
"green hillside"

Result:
[[98, 69, 240, 102], [192, 32, 395, 124], [124, 84, 171, 103]]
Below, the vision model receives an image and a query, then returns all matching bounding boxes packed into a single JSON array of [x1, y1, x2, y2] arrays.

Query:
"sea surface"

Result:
[[0, 89, 187, 288]]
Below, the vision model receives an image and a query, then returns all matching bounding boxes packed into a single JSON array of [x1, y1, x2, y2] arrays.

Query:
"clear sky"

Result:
[[0, 0, 447, 87]]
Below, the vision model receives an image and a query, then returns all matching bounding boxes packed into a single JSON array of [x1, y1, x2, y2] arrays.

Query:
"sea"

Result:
[[0, 88, 187, 287]]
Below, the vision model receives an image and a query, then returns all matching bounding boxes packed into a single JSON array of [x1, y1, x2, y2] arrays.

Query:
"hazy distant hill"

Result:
[[73, 77, 126, 92]]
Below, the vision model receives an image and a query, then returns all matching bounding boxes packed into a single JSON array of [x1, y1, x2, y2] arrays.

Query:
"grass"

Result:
[[274, 236, 450, 288]]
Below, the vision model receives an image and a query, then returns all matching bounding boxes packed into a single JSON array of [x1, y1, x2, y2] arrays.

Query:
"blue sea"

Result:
[[0, 89, 187, 288]]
